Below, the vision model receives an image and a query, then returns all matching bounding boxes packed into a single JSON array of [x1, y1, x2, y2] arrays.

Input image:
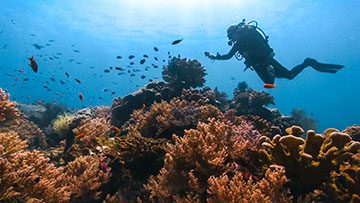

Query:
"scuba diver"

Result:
[[204, 19, 344, 88]]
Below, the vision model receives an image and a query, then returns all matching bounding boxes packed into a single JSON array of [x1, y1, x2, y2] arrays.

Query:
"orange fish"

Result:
[[28, 56, 38, 73], [75, 133, 86, 139], [79, 93, 84, 101], [263, 83, 276, 88]]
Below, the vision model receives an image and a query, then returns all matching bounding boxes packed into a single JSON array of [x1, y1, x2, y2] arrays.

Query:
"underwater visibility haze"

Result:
[[0, 0, 360, 202]]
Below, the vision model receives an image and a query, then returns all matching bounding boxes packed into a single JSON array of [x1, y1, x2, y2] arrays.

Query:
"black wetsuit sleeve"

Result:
[[215, 44, 239, 60]]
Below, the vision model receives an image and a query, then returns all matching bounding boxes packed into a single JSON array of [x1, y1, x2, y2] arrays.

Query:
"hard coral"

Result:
[[259, 126, 360, 199], [0, 88, 20, 124], [111, 81, 178, 127], [207, 165, 292, 203], [162, 57, 206, 90], [145, 118, 262, 202], [343, 125, 360, 142], [129, 98, 224, 139], [53, 113, 74, 137]]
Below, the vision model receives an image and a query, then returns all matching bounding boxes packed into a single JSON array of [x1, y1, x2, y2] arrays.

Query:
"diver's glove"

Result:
[[204, 51, 219, 60]]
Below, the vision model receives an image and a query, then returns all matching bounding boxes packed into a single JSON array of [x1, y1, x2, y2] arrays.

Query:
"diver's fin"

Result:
[[305, 58, 345, 73]]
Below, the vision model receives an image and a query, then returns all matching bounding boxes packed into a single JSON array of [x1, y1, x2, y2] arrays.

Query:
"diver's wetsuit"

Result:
[[215, 25, 315, 85]]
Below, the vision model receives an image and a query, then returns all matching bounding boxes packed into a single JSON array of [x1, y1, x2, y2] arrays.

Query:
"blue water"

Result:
[[0, 0, 359, 131]]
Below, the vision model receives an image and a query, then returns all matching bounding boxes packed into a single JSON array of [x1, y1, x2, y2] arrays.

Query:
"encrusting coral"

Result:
[[162, 57, 207, 90], [259, 125, 360, 199], [145, 118, 262, 202]]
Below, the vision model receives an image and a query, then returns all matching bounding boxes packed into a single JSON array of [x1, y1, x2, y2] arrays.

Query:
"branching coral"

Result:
[[162, 57, 206, 89], [129, 98, 224, 139], [104, 128, 167, 201], [145, 118, 262, 202], [207, 165, 292, 203], [259, 126, 360, 199], [0, 88, 20, 124]]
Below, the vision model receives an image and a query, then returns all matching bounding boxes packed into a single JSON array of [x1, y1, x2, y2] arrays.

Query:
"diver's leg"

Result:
[[271, 58, 344, 80], [253, 64, 275, 84], [270, 58, 307, 80]]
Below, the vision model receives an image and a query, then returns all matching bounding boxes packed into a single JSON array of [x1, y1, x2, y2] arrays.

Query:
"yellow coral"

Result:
[[53, 114, 74, 136]]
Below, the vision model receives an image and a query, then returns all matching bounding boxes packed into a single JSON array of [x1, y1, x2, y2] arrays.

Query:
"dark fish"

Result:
[[32, 44, 44, 50], [73, 49, 80, 53], [76, 62, 82, 65], [43, 85, 48, 89], [48, 39, 55, 42], [30, 33, 36, 37], [152, 64, 159, 68], [109, 66, 113, 70], [145, 68, 148, 71], [50, 77, 56, 82], [75, 78, 81, 84], [171, 38, 183, 45], [65, 72, 69, 77], [133, 69, 141, 72], [162, 59, 165, 62], [127, 70, 131, 73], [153, 47, 159, 52], [23, 78, 29, 81], [103, 88, 108, 92], [28, 56, 38, 73], [128, 55, 135, 59], [118, 72, 125, 75], [140, 59, 146, 65], [79, 93, 84, 101], [111, 91, 116, 95], [104, 69, 110, 73], [149, 79, 153, 82], [116, 56, 122, 59], [2, 44, 8, 49], [56, 52, 62, 55], [130, 73, 135, 77], [45, 43, 51, 46], [115, 67, 124, 71], [49, 57, 54, 60], [154, 57, 158, 61], [141, 75, 146, 79], [60, 80, 65, 85], [143, 54, 149, 58], [130, 62, 135, 65]]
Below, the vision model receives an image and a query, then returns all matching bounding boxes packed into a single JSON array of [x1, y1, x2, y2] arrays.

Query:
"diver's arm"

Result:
[[204, 45, 238, 60]]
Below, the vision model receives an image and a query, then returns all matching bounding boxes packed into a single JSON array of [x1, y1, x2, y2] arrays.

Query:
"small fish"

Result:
[[128, 55, 135, 59], [104, 69, 110, 73], [154, 57, 158, 61], [73, 49, 80, 53], [75, 133, 86, 139], [153, 47, 159, 52], [140, 59, 146, 65], [111, 91, 116, 95], [48, 39, 55, 42], [79, 93, 84, 101], [103, 88, 108, 92], [109, 66, 113, 70], [130, 62, 135, 65], [60, 80, 65, 85], [115, 67, 124, 71], [65, 72, 69, 77], [171, 38, 183, 45], [50, 77, 56, 82], [75, 78, 81, 84], [32, 44, 44, 50], [130, 73, 135, 77], [28, 56, 38, 73], [30, 33, 36, 37], [141, 75, 146, 79], [23, 78, 29, 81], [149, 79, 153, 82], [263, 84, 276, 88], [116, 56, 122, 59], [143, 54, 149, 58], [162, 59, 165, 62]]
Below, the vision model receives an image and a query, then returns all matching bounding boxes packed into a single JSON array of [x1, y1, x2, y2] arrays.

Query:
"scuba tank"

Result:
[[230, 19, 270, 62]]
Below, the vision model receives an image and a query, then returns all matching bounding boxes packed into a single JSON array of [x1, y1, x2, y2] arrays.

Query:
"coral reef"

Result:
[[207, 165, 292, 203], [145, 119, 262, 202], [0, 88, 20, 124], [18, 102, 68, 129], [52, 113, 74, 137], [111, 81, 178, 127], [291, 108, 318, 133], [259, 126, 360, 199], [128, 98, 224, 139], [343, 125, 360, 142], [162, 57, 206, 90]]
